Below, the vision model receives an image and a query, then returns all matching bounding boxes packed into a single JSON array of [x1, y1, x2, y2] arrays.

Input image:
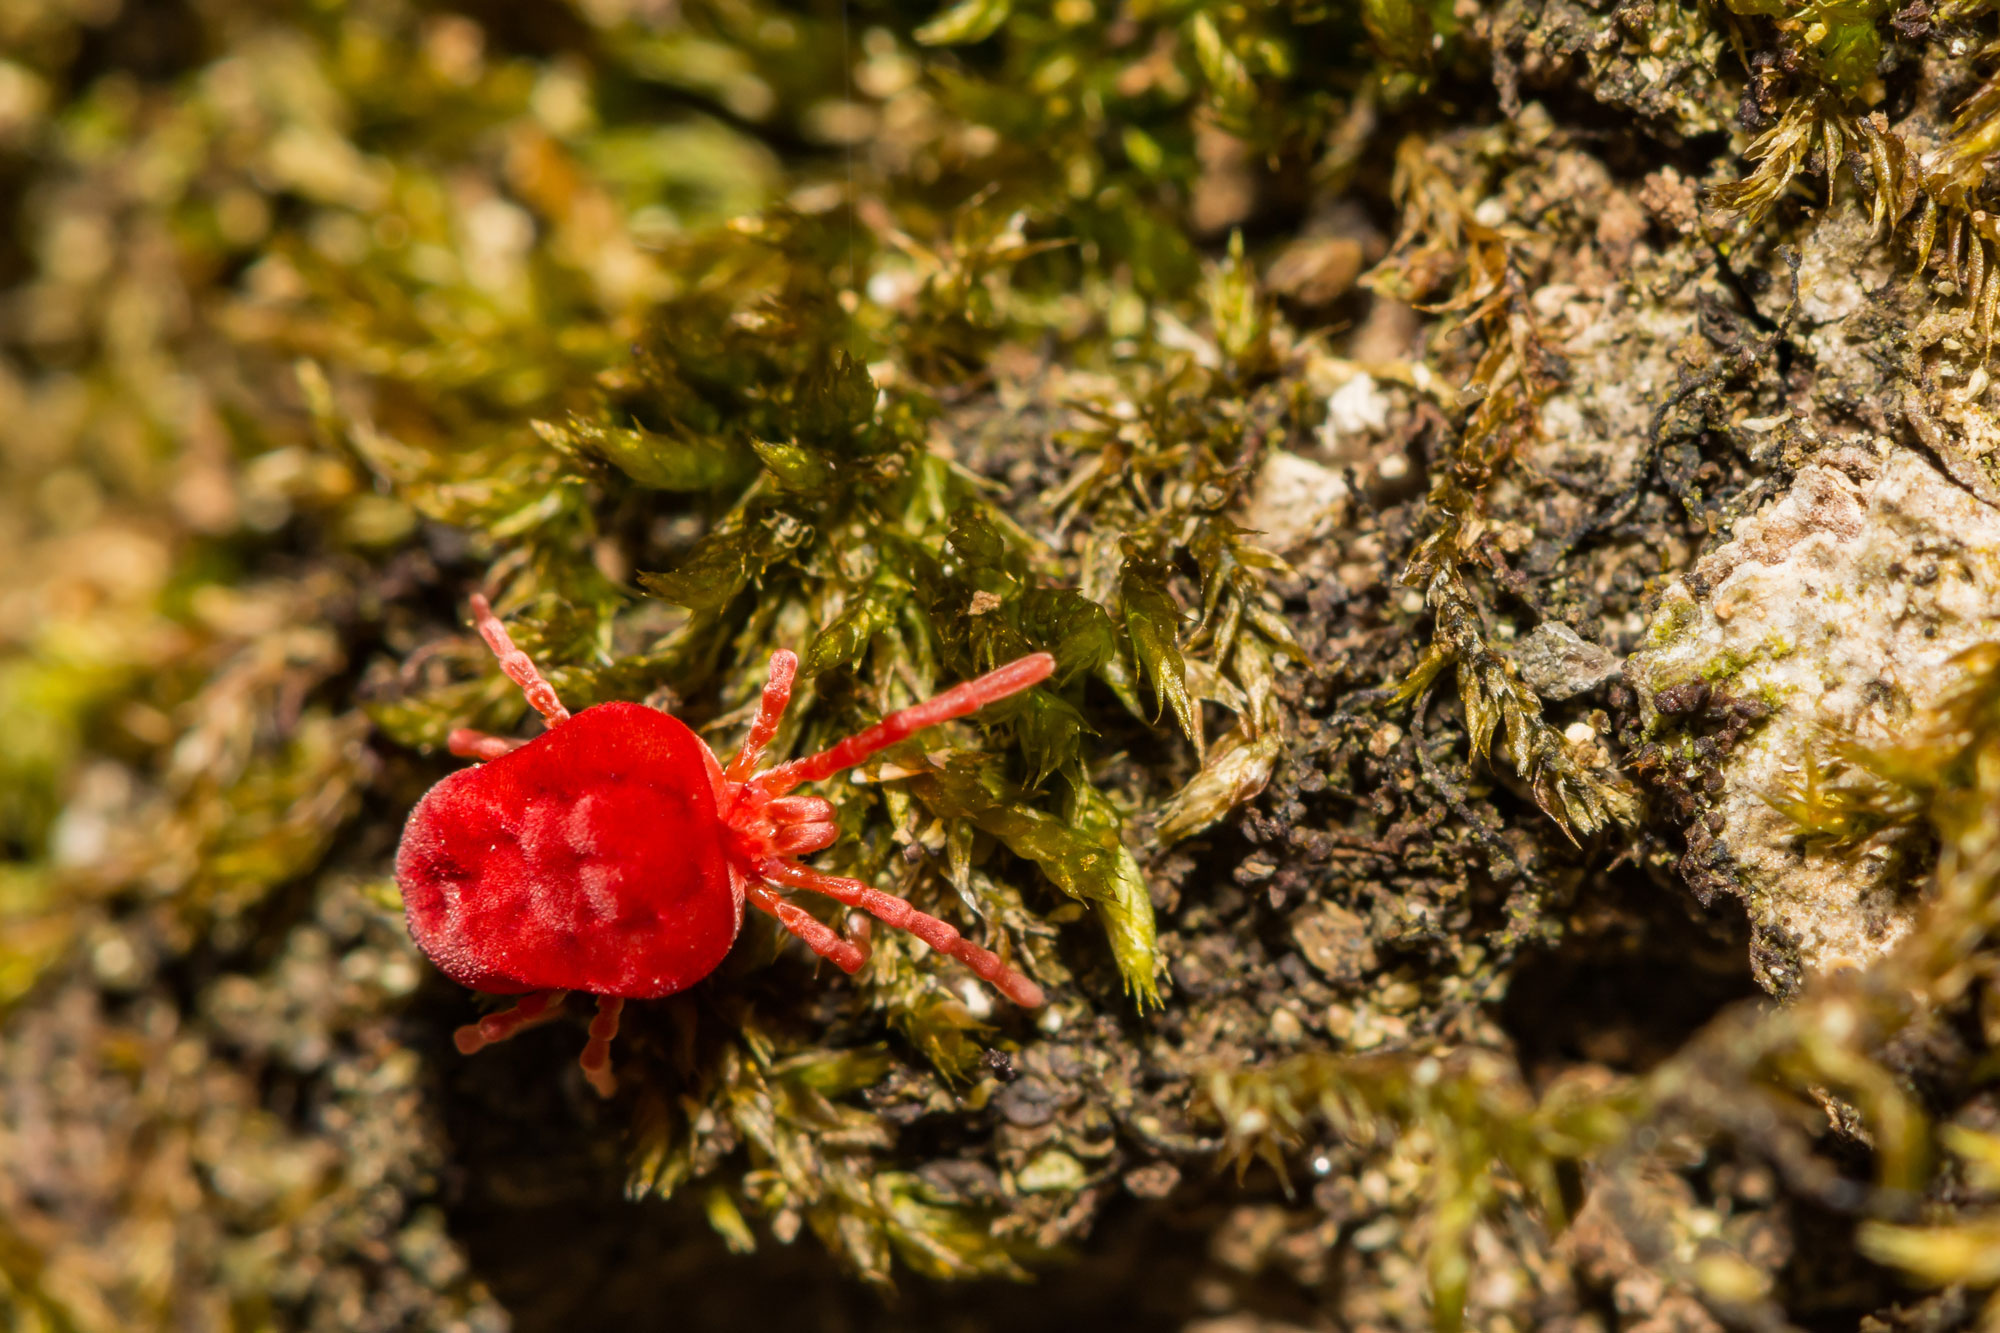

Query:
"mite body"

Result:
[[396, 595, 1051, 1096]]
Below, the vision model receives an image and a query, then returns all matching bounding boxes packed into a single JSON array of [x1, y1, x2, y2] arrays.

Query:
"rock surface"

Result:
[[1630, 444, 2000, 990], [1512, 622, 1622, 700]]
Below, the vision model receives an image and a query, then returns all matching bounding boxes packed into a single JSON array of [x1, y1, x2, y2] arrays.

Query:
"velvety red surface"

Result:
[[396, 702, 743, 998]]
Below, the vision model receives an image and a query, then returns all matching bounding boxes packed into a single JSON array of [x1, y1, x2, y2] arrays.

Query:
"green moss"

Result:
[[1201, 1050, 1638, 1333]]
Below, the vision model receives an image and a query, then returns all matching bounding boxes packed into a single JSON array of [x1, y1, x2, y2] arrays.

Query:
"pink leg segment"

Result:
[[725, 651, 799, 783], [578, 996, 623, 1099], [766, 795, 839, 855], [748, 882, 869, 973], [448, 728, 525, 761], [455, 990, 568, 1054], [469, 594, 571, 727], [773, 822, 840, 855], [767, 795, 835, 824], [759, 653, 1055, 797], [758, 859, 1044, 1007]]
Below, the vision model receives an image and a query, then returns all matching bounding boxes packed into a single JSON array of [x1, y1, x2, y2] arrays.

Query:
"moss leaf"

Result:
[[1120, 559, 1203, 755], [1019, 587, 1116, 684], [1203, 230, 1268, 373], [907, 760, 1161, 1007], [1065, 780, 1163, 1009], [640, 529, 762, 612], [794, 350, 877, 453], [1187, 13, 1256, 127], [534, 414, 754, 492], [804, 593, 896, 677], [1011, 689, 1091, 787], [752, 436, 836, 492], [1157, 724, 1281, 845], [915, 0, 1012, 47], [1362, 0, 1435, 73]]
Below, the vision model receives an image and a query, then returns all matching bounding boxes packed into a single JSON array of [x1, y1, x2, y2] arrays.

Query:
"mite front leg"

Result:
[[757, 859, 1044, 1008], [469, 593, 571, 727], [454, 990, 569, 1054], [747, 882, 870, 974], [756, 653, 1054, 797], [725, 650, 799, 783], [448, 729, 524, 761]]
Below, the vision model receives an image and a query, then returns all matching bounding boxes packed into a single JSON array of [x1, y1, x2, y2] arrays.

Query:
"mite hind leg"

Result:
[[454, 990, 568, 1054], [577, 996, 623, 1099], [747, 882, 872, 975]]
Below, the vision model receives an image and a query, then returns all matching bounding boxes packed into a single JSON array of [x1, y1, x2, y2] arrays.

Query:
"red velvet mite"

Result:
[[396, 595, 1053, 1097]]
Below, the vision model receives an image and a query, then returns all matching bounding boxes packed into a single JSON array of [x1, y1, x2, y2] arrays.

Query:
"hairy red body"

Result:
[[395, 595, 1052, 1097], [397, 703, 739, 999]]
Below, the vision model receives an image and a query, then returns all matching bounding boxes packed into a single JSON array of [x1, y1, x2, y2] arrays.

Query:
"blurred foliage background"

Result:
[[7, 0, 2000, 1329]]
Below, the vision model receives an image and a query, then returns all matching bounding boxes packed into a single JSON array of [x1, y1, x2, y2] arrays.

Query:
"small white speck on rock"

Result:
[[956, 978, 994, 1020], [1323, 373, 1392, 441]]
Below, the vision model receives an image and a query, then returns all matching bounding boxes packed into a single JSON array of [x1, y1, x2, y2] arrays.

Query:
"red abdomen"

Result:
[[395, 701, 743, 999]]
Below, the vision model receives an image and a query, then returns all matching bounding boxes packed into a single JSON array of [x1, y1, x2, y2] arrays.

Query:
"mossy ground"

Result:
[[8, 0, 2000, 1330]]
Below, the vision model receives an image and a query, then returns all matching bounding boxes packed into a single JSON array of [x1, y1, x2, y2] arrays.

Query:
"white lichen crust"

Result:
[[1631, 444, 2000, 990]]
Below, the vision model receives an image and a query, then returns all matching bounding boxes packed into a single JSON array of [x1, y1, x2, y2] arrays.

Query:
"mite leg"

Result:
[[767, 795, 837, 855], [764, 794, 839, 856], [469, 593, 570, 727], [757, 859, 1044, 1008], [756, 653, 1055, 797], [725, 651, 799, 783], [455, 990, 568, 1054], [448, 729, 524, 761], [768, 796, 835, 823], [747, 882, 869, 974], [577, 996, 623, 1099], [772, 822, 840, 855]]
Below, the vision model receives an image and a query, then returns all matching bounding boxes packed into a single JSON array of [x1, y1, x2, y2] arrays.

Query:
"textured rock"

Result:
[[1630, 444, 2000, 990], [1237, 448, 1350, 556], [1512, 622, 1622, 700]]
